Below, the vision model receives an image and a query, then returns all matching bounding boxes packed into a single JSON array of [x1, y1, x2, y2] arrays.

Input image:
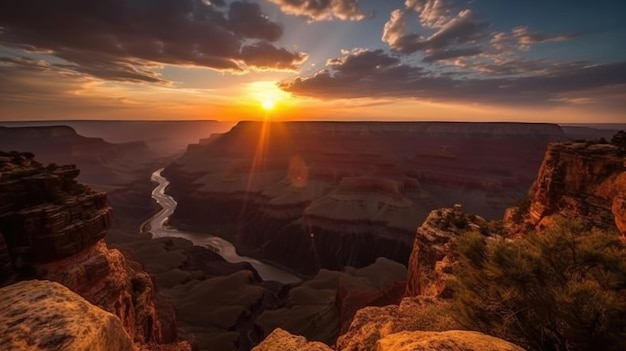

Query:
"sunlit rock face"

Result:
[[165, 121, 564, 275], [405, 207, 487, 298], [527, 142, 626, 234], [252, 328, 333, 351], [0, 280, 134, 351], [374, 330, 525, 351], [335, 297, 523, 351]]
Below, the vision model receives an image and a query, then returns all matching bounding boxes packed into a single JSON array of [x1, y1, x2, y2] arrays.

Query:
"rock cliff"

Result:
[[405, 206, 487, 297], [526, 142, 626, 235], [0, 153, 190, 350]]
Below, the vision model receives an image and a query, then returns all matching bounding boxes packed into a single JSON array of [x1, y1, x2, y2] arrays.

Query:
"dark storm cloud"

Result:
[[279, 49, 626, 105], [0, 0, 306, 82], [240, 41, 308, 70], [267, 0, 369, 21]]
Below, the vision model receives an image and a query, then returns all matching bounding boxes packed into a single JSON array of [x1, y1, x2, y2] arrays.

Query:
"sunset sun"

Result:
[[247, 81, 292, 115], [261, 99, 276, 111]]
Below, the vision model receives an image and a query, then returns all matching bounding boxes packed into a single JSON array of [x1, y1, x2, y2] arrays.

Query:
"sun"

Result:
[[261, 99, 276, 111], [247, 81, 292, 114]]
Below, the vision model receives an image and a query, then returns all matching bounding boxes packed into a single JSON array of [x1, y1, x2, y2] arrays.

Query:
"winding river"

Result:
[[142, 168, 301, 284]]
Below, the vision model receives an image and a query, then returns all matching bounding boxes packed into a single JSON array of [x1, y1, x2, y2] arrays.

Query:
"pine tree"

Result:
[[451, 218, 626, 351]]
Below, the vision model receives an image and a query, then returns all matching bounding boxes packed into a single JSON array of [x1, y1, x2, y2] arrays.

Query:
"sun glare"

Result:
[[247, 81, 292, 114], [261, 99, 276, 111]]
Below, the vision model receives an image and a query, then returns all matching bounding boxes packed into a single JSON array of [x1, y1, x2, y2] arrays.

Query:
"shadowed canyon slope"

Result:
[[164, 121, 566, 275]]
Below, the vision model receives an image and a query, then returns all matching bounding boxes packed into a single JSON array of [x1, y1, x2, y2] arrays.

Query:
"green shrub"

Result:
[[451, 218, 626, 351], [611, 130, 626, 149]]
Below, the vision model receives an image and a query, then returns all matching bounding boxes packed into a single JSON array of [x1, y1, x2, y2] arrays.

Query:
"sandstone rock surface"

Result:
[[375, 330, 524, 351], [252, 328, 332, 351], [0, 280, 134, 351], [405, 207, 486, 297], [337, 297, 459, 351]]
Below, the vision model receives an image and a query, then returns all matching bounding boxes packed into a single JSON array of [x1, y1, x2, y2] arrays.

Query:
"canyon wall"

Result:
[[164, 121, 564, 275]]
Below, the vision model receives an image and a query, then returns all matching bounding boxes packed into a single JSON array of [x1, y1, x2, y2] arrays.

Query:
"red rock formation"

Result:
[[0, 153, 189, 350], [527, 142, 626, 235], [405, 207, 487, 297]]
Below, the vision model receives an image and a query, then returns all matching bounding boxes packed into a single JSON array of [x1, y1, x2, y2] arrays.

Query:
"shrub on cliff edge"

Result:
[[611, 130, 626, 149], [451, 219, 626, 351]]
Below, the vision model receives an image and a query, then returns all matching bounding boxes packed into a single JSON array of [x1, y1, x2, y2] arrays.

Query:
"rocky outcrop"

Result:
[[0, 154, 112, 277], [255, 307, 521, 351], [0, 154, 189, 350], [0, 280, 134, 351], [40, 240, 168, 344], [333, 296, 524, 351], [336, 297, 459, 351], [252, 328, 332, 351], [527, 142, 626, 234], [405, 206, 487, 297], [164, 121, 563, 275], [375, 330, 524, 351]]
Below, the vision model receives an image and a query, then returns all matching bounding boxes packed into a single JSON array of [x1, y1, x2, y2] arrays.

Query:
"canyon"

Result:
[[164, 121, 566, 275], [1, 122, 625, 351]]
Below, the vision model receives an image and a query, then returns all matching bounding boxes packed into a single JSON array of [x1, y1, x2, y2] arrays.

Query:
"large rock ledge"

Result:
[[0, 280, 134, 351]]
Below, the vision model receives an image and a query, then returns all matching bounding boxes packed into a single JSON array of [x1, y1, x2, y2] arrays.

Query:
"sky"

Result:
[[0, 0, 625, 122]]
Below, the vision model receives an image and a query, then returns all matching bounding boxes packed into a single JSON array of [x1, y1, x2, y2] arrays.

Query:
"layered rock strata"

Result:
[[164, 121, 564, 275], [527, 142, 626, 235]]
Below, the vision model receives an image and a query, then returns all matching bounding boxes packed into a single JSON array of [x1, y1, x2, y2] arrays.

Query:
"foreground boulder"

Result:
[[0, 280, 134, 351], [252, 328, 332, 351], [376, 330, 524, 351]]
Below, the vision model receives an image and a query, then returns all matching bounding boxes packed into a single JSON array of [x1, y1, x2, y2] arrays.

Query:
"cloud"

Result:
[[239, 42, 308, 70], [422, 47, 483, 62], [382, 7, 487, 60], [405, 0, 458, 28], [512, 26, 577, 50], [267, 0, 369, 21], [279, 49, 626, 106], [0, 0, 307, 81]]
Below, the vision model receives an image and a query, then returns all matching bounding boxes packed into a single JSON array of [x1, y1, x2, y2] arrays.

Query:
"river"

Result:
[[142, 168, 301, 284]]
